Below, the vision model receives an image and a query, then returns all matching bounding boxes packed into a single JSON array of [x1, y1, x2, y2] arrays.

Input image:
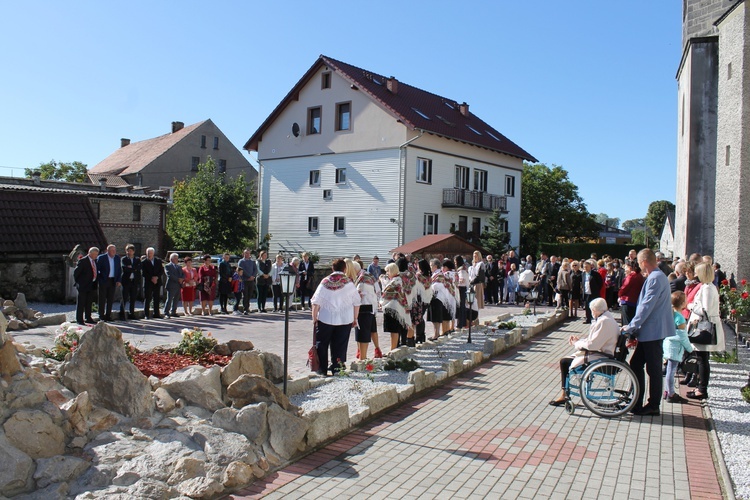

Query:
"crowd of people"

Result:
[[74, 244, 731, 406]]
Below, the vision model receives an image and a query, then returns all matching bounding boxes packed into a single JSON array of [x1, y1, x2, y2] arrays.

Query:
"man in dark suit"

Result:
[[670, 261, 686, 292], [73, 247, 100, 325], [120, 244, 142, 320], [141, 247, 164, 319], [298, 251, 315, 310], [583, 259, 603, 324], [96, 244, 122, 321], [485, 255, 499, 304], [548, 255, 561, 306]]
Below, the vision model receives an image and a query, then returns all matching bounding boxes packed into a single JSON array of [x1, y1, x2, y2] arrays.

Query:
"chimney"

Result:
[[386, 76, 399, 94], [99, 178, 107, 191], [121, 138, 131, 148], [459, 102, 470, 117], [171, 121, 184, 133], [31, 170, 41, 186]]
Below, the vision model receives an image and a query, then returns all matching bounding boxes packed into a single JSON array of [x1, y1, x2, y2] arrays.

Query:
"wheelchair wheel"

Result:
[[579, 360, 639, 418], [564, 400, 575, 415]]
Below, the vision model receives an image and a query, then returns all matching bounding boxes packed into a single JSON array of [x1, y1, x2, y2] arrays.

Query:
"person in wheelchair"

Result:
[[549, 297, 620, 406]]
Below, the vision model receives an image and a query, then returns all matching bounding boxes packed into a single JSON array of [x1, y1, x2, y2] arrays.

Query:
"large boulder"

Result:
[[3, 410, 65, 459], [226, 374, 296, 412], [227, 340, 254, 353], [0, 340, 22, 380], [220, 350, 265, 388], [160, 365, 224, 412], [266, 403, 308, 460], [0, 311, 8, 344], [60, 391, 93, 436], [59, 322, 153, 418], [13, 293, 28, 310], [188, 424, 258, 468], [261, 352, 284, 383], [33, 455, 90, 488], [0, 429, 34, 496], [211, 403, 268, 446]]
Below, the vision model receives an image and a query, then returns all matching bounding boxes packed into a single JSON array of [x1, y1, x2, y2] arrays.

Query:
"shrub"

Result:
[[42, 322, 83, 361], [174, 327, 217, 359]]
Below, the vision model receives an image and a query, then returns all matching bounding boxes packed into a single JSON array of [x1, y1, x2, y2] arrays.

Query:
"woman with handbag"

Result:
[[685, 262, 726, 400]]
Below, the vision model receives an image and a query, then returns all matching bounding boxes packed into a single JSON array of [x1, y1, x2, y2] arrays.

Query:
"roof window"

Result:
[[435, 115, 455, 126], [412, 108, 431, 120], [466, 124, 482, 136], [444, 101, 455, 110], [485, 130, 501, 141]]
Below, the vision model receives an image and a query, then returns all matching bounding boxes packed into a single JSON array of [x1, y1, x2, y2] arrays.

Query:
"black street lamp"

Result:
[[466, 287, 475, 344], [279, 267, 296, 394]]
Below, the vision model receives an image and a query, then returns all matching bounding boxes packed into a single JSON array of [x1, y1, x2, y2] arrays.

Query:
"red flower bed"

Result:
[[132, 351, 232, 379]]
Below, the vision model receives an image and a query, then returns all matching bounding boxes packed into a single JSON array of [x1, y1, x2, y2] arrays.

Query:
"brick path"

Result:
[[226, 318, 728, 499]]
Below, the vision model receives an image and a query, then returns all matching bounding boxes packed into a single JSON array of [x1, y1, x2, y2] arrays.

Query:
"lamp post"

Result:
[[279, 267, 296, 394], [466, 287, 475, 343]]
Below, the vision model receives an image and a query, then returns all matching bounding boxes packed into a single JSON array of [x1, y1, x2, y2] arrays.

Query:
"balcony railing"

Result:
[[442, 188, 507, 212]]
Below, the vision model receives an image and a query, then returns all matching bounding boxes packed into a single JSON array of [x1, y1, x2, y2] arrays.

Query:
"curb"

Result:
[[701, 387, 737, 500]]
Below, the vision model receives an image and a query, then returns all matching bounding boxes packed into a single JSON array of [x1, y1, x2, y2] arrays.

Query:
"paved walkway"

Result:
[[227, 318, 728, 499]]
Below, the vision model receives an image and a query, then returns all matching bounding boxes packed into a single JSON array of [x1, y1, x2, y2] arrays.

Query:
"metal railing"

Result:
[[442, 188, 507, 212]]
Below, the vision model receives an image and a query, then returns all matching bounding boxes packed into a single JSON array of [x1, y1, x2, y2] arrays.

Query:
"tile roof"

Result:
[[0, 190, 107, 254], [90, 120, 206, 176], [390, 234, 486, 256], [87, 172, 131, 188], [245, 55, 536, 162]]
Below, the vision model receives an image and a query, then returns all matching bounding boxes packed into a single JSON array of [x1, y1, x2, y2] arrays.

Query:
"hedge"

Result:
[[538, 242, 646, 261]]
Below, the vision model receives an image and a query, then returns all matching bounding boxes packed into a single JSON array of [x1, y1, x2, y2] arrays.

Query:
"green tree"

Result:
[[521, 163, 598, 256], [167, 158, 257, 254], [594, 213, 620, 228], [621, 218, 646, 233], [645, 200, 675, 238], [25, 160, 88, 182], [479, 209, 511, 256]]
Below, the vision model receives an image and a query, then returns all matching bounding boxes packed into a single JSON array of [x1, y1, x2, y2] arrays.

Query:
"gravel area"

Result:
[[289, 313, 550, 417], [705, 336, 750, 499]]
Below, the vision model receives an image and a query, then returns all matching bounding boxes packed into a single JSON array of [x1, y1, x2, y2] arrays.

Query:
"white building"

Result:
[[245, 55, 536, 259]]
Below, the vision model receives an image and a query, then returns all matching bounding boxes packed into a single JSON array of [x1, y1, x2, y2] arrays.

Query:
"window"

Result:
[[335, 168, 346, 184], [726, 145, 731, 166], [323, 189, 332, 200], [466, 124, 482, 136], [213, 136, 219, 149], [728, 62, 732, 80], [455, 165, 470, 189], [336, 102, 351, 131], [334, 217, 346, 233], [472, 217, 481, 236], [191, 156, 200, 171], [200, 135, 206, 148], [424, 213, 438, 235], [412, 107, 431, 120], [474, 169, 488, 192], [499, 219, 509, 233], [308, 217, 319, 233], [485, 130, 501, 141], [308, 107, 321, 134], [91, 201, 100, 218], [219, 159, 227, 173], [321, 72, 331, 89], [458, 216, 468, 234], [309, 170, 320, 186], [416, 158, 432, 184], [132, 204, 141, 222], [505, 175, 515, 197]]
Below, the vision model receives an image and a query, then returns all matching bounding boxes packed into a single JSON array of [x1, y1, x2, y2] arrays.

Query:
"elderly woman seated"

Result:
[[549, 297, 620, 406]]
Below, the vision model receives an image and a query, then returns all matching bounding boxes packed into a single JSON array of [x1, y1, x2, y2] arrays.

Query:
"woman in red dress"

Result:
[[181, 256, 199, 315], [197, 254, 217, 315]]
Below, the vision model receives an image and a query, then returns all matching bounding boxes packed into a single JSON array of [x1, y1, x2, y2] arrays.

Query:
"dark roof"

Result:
[[245, 55, 536, 162], [90, 120, 206, 176], [390, 234, 486, 256], [595, 223, 632, 236], [87, 172, 131, 188], [0, 190, 107, 254], [0, 180, 168, 202]]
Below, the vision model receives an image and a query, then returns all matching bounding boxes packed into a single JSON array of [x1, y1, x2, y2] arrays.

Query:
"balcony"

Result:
[[442, 188, 507, 212]]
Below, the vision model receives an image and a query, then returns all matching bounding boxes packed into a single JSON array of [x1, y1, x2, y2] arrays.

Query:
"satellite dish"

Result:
[[292, 123, 300, 137]]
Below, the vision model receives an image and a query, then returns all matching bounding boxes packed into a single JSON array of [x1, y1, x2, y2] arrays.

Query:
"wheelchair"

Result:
[[563, 336, 640, 418]]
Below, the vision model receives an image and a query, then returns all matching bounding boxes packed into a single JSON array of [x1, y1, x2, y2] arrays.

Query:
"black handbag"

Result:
[[682, 351, 700, 373], [687, 307, 718, 345]]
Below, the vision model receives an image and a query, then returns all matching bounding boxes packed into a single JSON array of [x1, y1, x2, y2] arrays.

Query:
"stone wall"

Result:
[[683, 0, 736, 44], [714, 2, 750, 280], [0, 255, 66, 302], [90, 197, 166, 257]]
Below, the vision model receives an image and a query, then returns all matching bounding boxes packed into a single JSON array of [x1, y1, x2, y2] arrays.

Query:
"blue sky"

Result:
[[0, 1, 681, 224]]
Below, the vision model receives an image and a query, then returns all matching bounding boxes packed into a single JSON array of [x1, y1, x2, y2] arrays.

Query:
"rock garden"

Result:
[[0, 299, 565, 499]]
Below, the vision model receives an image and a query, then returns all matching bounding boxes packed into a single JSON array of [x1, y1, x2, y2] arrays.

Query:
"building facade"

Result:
[[90, 119, 257, 191], [245, 55, 535, 259]]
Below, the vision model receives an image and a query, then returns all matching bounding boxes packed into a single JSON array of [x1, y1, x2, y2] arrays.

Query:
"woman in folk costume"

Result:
[[352, 260, 383, 359], [397, 256, 420, 347], [441, 259, 459, 335], [380, 262, 412, 352], [414, 259, 434, 344], [427, 258, 456, 340], [310, 258, 361, 375]]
